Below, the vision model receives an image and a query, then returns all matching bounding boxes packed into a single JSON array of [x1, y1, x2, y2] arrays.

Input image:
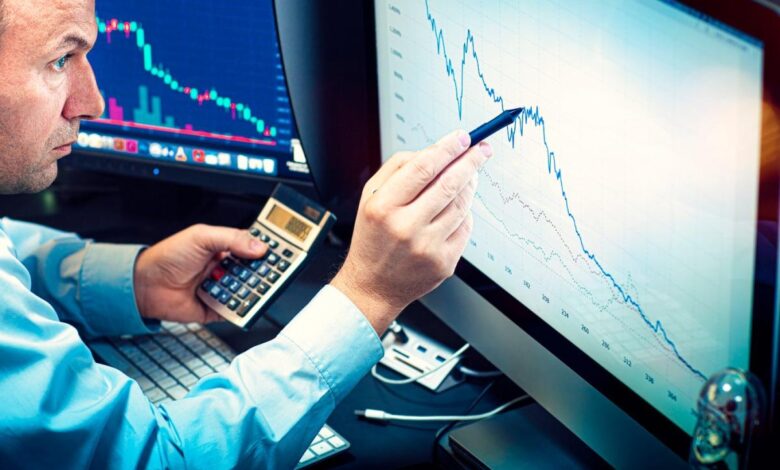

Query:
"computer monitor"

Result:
[[369, 0, 778, 467], [67, 0, 312, 195]]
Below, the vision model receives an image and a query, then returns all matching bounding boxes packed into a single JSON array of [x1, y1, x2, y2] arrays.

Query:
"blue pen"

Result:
[[468, 107, 524, 145]]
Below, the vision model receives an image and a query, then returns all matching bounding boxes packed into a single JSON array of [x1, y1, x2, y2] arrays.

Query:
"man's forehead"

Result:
[[5, 0, 96, 48]]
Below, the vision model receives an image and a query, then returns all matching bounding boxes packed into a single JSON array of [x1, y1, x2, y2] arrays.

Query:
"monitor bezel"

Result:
[[374, 0, 779, 459]]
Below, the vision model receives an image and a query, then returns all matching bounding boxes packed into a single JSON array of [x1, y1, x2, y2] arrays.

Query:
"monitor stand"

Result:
[[438, 402, 610, 469]]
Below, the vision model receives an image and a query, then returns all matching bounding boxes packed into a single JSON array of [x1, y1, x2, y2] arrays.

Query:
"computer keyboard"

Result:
[[89, 321, 349, 468]]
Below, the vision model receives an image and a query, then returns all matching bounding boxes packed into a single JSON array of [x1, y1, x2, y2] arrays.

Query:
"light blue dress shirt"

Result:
[[0, 218, 384, 469]]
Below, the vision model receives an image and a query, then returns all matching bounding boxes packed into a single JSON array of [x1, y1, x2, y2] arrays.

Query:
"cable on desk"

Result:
[[457, 365, 503, 379], [354, 394, 530, 422]]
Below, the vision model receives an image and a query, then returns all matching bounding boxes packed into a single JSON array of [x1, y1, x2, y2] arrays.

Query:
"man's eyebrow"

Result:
[[55, 34, 92, 51]]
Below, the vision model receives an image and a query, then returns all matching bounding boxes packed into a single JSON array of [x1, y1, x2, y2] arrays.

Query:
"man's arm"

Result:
[[0, 217, 155, 338], [0, 240, 382, 469]]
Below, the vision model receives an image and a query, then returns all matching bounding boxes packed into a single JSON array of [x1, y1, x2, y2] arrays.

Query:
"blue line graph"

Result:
[[423, 0, 707, 381]]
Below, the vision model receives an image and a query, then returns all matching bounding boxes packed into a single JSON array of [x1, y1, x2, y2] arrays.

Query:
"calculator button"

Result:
[[227, 279, 241, 293], [201, 279, 215, 291], [237, 286, 251, 299], [268, 239, 279, 249], [257, 282, 271, 295], [239, 296, 260, 317], [260, 234, 270, 243], [250, 228, 260, 237], [219, 275, 234, 287], [229, 265, 243, 277], [211, 266, 226, 281], [249, 259, 263, 271], [227, 298, 240, 311], [217, 291, 231, 305], [257, 265, 270, 277], [238, 268, 252, 282], [246, 275, 260, 288], [266, 253, 279, 266], [282, 249, 294, 258], [277, 260, 290, 272], [209, 285, 223, 299], [267, 271, 281, 284], [220, 258, 232, 269]]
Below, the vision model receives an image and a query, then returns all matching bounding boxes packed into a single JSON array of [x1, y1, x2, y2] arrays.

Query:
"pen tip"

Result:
[[508, 107, 524, 116]]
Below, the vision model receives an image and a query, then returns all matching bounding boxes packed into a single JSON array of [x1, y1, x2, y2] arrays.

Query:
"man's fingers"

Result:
[[445, 211, 474, 260], [360, 151, 415, 208], [416, 141, 492, 221], [377, 130, 471, 207], [431, 174, 478, 237], [190, 225, 267, 259]]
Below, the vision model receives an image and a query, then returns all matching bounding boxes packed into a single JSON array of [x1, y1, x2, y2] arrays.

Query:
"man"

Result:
[[0, 0, 493, 468]]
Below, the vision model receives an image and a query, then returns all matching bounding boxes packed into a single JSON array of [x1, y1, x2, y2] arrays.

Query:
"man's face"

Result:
[[0, 0, 103, 194]]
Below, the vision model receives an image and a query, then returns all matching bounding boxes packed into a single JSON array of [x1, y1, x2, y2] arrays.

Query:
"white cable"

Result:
[[355, 395, 529, 422], [371, 343, 470, 385], [458, 365, 503, 379]]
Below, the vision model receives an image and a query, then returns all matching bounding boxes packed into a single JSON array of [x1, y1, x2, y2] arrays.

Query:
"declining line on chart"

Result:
[[423, 0, 707, 381], [94, 15, 279, 140]]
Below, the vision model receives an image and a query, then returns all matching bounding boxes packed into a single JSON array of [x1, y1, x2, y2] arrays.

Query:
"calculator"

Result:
[[198, 185, 336, 329]]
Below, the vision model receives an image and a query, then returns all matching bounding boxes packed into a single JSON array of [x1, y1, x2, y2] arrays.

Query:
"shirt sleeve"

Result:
[[0, 226, 385, 470], [0, 217, 156, 338]]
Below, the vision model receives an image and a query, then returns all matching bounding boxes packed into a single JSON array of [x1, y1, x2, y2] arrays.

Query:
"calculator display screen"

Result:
[[267, 204, 312, 242]]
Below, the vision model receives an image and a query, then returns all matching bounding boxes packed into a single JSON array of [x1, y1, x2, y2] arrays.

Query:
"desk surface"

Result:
[[0, 173, 525, 470]]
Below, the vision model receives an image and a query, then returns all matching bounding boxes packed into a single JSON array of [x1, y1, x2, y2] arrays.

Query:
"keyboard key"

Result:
[[230, 264, 243, 277], [184, 358, 206, 371], [148, 368, 170, 382], [267, 271, 281, 284], [266, 253, 279, 266], [328, 436, 346, 449], [146, 387, 167, 403], [250, 227, 260, 237], [310, 441, 334, 456], [227, 298, 240, 311], [268, 239, 279, 249], [257, 265, 271, 277], [169, 366, 189, 379], [319, 427, 334, 439], [193, 365, 213, 377], [299, 450, 315, 464], [277, 260, 290, 272], [260, 234, 270, 243], [136, 376, 155, 392], [168, 385, 188, 400], [218, 291, 231, 305], [157, 376, 177, 390], [246, 275, 260, 288], [282, 249, 294, 258], [180, 374, 199, 388], [196, 329, 213, 340], [220, 258, 233, 269]]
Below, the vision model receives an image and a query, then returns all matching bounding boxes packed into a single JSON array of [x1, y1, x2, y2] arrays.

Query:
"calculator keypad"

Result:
[[200, 225, 300, 319]]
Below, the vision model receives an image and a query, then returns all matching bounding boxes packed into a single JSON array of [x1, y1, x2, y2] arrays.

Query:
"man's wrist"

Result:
[[330, 270, 402, 335]]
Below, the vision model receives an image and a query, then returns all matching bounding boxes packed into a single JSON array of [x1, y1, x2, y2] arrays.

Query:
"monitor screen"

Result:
[[375, 0, 764, 436], [74, 0, 310, 184]]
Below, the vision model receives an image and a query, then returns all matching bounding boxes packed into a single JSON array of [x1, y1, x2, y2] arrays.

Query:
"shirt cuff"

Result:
[[80, 243, 160, 337], [279, 284, 385, 403]]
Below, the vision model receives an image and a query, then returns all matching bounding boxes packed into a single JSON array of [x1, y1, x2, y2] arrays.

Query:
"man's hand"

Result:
[[331, 130, 493, 334], [134, 224, 268, 324]]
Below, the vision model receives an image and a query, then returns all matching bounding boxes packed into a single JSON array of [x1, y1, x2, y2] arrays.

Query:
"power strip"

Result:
[[378, 323, 464, 392]]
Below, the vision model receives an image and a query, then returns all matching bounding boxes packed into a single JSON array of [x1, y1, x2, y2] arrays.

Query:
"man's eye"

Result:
[[53, 54, 72, 71]]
